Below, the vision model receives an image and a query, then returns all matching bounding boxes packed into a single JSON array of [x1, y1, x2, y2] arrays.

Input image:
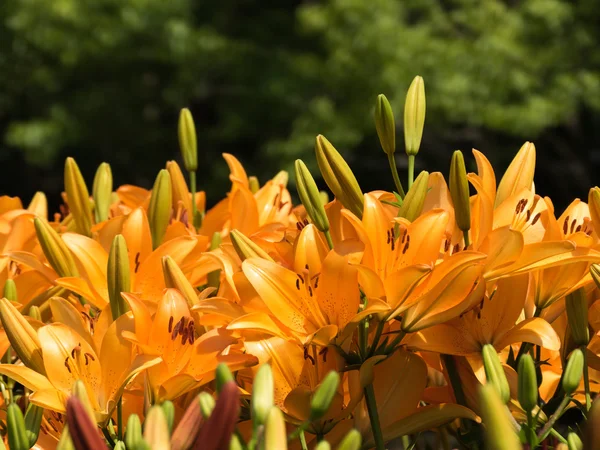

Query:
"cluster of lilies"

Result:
[[1, 77, 600, 449]]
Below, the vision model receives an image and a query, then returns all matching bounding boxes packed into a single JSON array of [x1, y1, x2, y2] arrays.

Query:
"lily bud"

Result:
[[143, 406, 171, 449], [517, 354, 538, 413], [92, 162, 112, 223], [315, 135, 364, 218], [566, 288, 589, 346], [107, 235, 131, 321], [7, 403, 29, 450], [56, 427, 75, 450], [178, 108, 198, 172], [310, 371, 340, 421], [148, 169, 173, 249], [479, 384, 521, 450], [375, 94, 396, 156], [27, 192, 48, 219], [482, 344, 510, 404], [114, 442, 126, 450], [0, 298, 45, 374], [320, 191, 329, 205], [230, 229, 273, 262], [589, 187, 600, 229], [162, 256, 199, 307], [398, 170, 429, 221], [295, 159, 330, 233], [207, 232, 222, 290], [198, 392, 216, 418], [337, 429, 362, 450], [592, 264, 600, 290], [315, 442, 331, 450], [64, 157, 93, 236], [125, 414, 143, 450], [171, 396, 203, 450], [568, 432, 583, 450], [24, 403, 44, 447], [161, 401, 175, 434], [404, 76, 426, 156], [3, 279, 17, 302], [249, 176, 260, 194], [166, 161, 193, 218], [216, 363, 234, 393], [194, 382, 240, 450], [265, 407, 287, 450], [584, 398, 600, 449], [252, 364, 274, 427], [449, 150, 471, 233], [34, 217, 78, 277], [273, 170, 289, 187], [28, 306, 41, 321], [72, 380, 96, 424], [66, 397, 107, 450], [563, 349, 584, 395]]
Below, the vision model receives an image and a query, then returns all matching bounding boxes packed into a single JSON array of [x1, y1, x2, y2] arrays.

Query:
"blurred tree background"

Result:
[[2, 0, 600, 211]]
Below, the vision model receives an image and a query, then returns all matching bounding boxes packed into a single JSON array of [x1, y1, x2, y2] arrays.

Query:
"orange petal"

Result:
[[495, 318, 560, 351], [495, 142, 535, 207], [223, 153, 249, 188]]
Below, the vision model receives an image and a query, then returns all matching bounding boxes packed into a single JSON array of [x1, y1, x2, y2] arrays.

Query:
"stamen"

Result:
[[296, 279, 300, 290], [563, 216, 569, 235], [168, 316, 174, 333], [531, 213, 541, 225], [135, 252, 141, 273], [308, 286, 313, 297], [570, 219, 577, 234]]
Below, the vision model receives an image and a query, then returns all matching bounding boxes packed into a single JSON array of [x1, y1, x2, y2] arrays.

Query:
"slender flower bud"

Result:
[[125, 414, 143, 450], [56, 427, 75, 450], [584, 398, 600, 449], [114, 442, 126, 450], [7, 403, 29, 450], [72, 380, 96, 424], [66, 397, 107, 450], [310, 371, 340, 421], [27, 192, 48, 219], [162, 255, 199, 307], [319, 191, 329, 205], [265, 407, 287, 450], [249, 176, 260, 194], [3, 279, 17, 302], [479, 384, 521, 450], [166, 160, 192, 218], [194, 382, 240, 450], [230, 229, 273, 262], [198, 392, 216, 418], [252, 364, 274, 427], [34, 217, 78, 277], [148, 169, 173, 249], [28, 306, 41, 321], [64, 157, 93, 237], [315, 135, 364, 218], [566, 288, 589, 346], [592, 264, 600, 290], [517, 354, 538, 412], [0, 298, 45, 374], [568, 432, 583, 450], [171, 396, 203, 450], [216, 363, 234, 394], [295, 159, 330, 233], [161, 400, 175, 434], [449, 150, 471, 232], [315, 442, 331, 450], [563, 349, 584, 395], [588, 187, 600, 229], [24, 403, 44, 447], [143, 406, 171, 449], [482, 344, 510, 404], [92, 162, 112, 223], [398, 171, 429, 221], [375, 94, 396, 156], [273, 170, 289, 187], [207, 232, 222, 290], [337, 429, 362, 450], [107, 235, 130, 321], [178, 108, 198, 172], [404, 76, 426, 156]]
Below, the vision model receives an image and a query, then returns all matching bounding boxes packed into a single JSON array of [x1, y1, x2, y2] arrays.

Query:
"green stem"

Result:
[[384, 330, 406, 354], [549, 428, 568, 445], [407, 155, 415, 190], [441, 355, 467, 408], [367, 321, 385, 358], [387, 153, 406, 199], [324, 230, 334, 250], [463, 230, 471, 249], [117, 398, 123, 441], [189, 170, 198, 230], [364, 384, 385, 450], [582, 345, 592, 411], [537, 396, 570, 442], [515, 309, 541, 364], [299, 429, 308, 450]]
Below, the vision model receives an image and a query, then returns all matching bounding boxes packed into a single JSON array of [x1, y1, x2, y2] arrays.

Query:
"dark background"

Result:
[[1, 0, 600, 213]]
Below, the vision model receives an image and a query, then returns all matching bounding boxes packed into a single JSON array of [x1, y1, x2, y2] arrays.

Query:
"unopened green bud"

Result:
[[162, 256, 199, 307], [27, 192, 48, 219], [589, 187, 600, 230], [568, 432, 583, 450], [143, 406, 170, 448], [24, 403, 44, 447], [229, 434, 243, 450], [34, 217, 78, 277], [479, 384, 521, 450], [171, 396, 203, 450], [107, 235, 131, 321], [125, 414, 143, 450], [265, 407, 287, 450], [310, 371, 340, 421], [563, 349, 584, 395], [207, 232, 222, 290], [230, 229, 273, 262], [375, 94, 396, 156], [249, 176, 260, 194], [404, 76, 426, 156], [216, 363, 234, 393], [591, 264, 600, 290], [315, 135, 364, 218], [337, 429, 362, 450], [482, 344, 510, 404], [319, 191, 329, 205], [252, 364, 274, 427], [114, 441, 126, 450], [92, 162, 112, 223], [148, 169, 172, 249], [398, 171, 429, 221], [566, 288, 589, 346], [28, 306, 41, 321], [198, 392, 216, 418], [517, 354, 538, 412], [3, 279, 17, 302], [449, 150, 471, 232], [315, 441, 332, 450], [7, 403, 29, 450], [161, 400, 175, 434], [178, 108, 198, 172], [166, 160, 192, 217], [584, 398, 600, 448], [295, 159, 330, 233], [64, 157, 93, 237]]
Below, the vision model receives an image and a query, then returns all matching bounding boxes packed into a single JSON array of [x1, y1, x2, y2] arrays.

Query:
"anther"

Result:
[[531, 213, 541, 225], [168, 316, 174, 333]]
